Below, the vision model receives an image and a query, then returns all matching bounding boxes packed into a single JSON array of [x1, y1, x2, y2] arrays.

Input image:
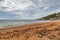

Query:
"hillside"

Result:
[[38, 12, 60, 20]]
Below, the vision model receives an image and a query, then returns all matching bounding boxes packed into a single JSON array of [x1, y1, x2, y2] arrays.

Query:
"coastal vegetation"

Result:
[[38, 12, 60, 20]]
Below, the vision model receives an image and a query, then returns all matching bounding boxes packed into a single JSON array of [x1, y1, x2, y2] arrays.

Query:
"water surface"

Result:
[[0, 20, 51, 28]]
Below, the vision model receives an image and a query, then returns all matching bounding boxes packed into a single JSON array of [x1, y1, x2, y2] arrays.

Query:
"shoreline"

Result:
[[0, 20, 60, 40], [0, 20, 51, 28], [0, 20, 59, 30], [0, 20, 52, 30]]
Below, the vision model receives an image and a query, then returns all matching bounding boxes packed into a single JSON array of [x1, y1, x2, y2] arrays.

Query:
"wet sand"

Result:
[[0, 20, 60, 40]]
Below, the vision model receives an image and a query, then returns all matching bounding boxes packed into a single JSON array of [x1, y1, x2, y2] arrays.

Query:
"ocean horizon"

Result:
[[0, 20, 51, 28]]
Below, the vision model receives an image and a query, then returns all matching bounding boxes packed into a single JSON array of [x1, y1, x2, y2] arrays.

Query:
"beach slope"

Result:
[[0, 20, 60, 40]]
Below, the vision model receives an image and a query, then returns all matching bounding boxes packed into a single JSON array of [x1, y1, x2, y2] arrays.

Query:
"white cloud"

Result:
[[0, 0, 33, 11], [0, 0, 60, 19]]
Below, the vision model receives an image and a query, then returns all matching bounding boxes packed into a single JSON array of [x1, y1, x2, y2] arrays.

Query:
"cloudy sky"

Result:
[[0, 0, 60, 19]]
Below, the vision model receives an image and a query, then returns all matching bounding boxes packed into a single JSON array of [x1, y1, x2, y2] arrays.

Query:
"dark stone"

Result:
[[48, 35, 56, 39], [37, 34, 43, 38], [58, 32, 60, 35], [25, 34, 30, 38], [36, 30, 50, 36], [13, 30, 20, 33]]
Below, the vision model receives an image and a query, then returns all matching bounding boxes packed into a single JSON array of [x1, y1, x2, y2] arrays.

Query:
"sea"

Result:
[[0, 20, 51, 28]]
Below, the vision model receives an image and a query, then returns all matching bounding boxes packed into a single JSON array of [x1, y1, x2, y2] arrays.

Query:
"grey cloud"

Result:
[[0, 0, 60, 19], [0, 0, 4, 2], [0, 6, 8, 9]]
